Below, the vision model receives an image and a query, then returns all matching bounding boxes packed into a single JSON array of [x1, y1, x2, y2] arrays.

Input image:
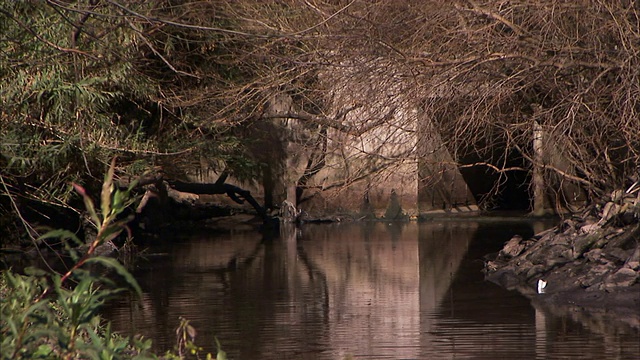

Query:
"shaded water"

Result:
[[104, 220, 640, 359]]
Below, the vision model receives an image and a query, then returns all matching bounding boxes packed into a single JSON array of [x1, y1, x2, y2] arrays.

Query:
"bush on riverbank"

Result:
[[0, 268, 226, 359], [0, 268, 152, 359], [1, 160, 226, 359]]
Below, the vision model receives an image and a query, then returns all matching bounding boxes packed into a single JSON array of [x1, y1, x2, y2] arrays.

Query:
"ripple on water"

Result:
[[103, 222, 640, 359]]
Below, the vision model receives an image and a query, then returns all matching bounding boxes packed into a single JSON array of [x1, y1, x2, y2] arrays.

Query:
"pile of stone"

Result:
[[485, 184, 640, 313]]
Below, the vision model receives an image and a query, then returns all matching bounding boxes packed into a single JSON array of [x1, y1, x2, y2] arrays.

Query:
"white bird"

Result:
[[537, 279, 547, 294]]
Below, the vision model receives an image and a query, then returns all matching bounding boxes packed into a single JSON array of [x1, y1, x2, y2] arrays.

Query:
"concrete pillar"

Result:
[[417, 112, 476, 213]]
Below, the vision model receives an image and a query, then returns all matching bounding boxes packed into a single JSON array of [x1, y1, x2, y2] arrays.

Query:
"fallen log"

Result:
[[116, 170, 270, 226], [167, 180, 267, 219]]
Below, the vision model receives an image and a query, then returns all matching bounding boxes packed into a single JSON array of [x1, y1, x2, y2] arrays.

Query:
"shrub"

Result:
[[1, 159, 225, 359]]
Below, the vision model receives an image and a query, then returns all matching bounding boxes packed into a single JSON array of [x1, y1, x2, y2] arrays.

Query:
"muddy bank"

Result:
[[485, 188, 640, 328]]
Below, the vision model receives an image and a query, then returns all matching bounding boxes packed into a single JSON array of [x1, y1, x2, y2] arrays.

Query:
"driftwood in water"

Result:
[[116, 170, 269, 226], [115, 170, 164, 190], [167, 179, 267, 219]]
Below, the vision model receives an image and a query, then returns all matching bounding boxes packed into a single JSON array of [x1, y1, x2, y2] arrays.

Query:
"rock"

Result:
[[605, 224, 640, 249], [604, 268, 639, 290], [581, 264, 615, 290], [500, 235, 525, 258], [605, 247, 633, 265], [599, 202, 621, 224], [579, 223, 600, 234], [92, 240, 118, 257], [579, 274, 601, 289], [589, 263, 614, 277], [618, 210, 637, 226], [611, 189, 625, 202], [515, 260, 534, 275], [546, 255, 571, 268], [625, 247, 640, 270], [584, 248, 604, 263], [558, 219, 576, 232], [550, 232, 572, 245], [604, 227, 625, 239], [486, 194, 640, 320], [484, 261, 498, 272], [525, 264, 547, 279]]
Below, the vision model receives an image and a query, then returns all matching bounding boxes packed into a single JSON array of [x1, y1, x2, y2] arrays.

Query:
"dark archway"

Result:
[[459, 150, 531, 211]]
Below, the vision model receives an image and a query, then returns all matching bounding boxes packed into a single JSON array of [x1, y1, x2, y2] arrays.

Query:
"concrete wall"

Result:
[[184, 60, 481, 218], [300, 108, 420, 218], [297, 57, 478, 218]]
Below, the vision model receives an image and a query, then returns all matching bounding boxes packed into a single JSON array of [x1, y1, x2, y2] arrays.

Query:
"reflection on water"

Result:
[[104, 221, 640, 359]]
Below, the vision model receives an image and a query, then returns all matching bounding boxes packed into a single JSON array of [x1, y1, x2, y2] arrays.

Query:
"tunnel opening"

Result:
[[459, 149, 532, 212]]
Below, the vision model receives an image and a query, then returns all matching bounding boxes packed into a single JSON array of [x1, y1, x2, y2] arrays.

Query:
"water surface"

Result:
[[105, 220, 640, 359]]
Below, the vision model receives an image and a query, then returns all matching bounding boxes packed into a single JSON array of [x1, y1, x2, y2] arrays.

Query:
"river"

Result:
[[104, 219, 640, 359]]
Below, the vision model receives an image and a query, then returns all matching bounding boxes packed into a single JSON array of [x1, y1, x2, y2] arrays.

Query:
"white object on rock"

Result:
[[537, 279, 547, 294]]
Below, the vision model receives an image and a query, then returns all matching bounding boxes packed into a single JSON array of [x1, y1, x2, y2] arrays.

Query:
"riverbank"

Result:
[[485, 189, 640, 328]]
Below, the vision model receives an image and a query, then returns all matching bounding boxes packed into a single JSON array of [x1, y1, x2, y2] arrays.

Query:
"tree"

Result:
[[411, 1, 640, 209], [2, 1, 639, 240]]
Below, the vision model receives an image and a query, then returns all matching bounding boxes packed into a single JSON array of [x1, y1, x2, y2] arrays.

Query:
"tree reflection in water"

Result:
[[104, 221, 640, 359]]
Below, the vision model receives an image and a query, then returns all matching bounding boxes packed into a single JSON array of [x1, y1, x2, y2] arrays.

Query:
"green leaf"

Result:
[[217, 349, 227, 360], [215, 337, 227, 360], [23, 266, 49, 277], [84, 257, 142, 299], [98, 225, 124, 245], [111, 189, 126, 212], [73, 183, 100, 227], [37, 229, 82, 245], [101, 157, 117, 222], [33, 344, 54, 357]]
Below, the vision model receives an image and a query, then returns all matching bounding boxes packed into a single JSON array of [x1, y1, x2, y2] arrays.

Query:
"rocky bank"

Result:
[[485, 187, 640, 328]]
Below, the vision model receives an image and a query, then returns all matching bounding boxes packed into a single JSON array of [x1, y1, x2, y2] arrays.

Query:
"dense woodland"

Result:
[[2, 1, 639, 243]]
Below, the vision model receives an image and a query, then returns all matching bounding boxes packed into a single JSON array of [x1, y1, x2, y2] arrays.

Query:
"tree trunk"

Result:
[[532, 120, 546, 216]]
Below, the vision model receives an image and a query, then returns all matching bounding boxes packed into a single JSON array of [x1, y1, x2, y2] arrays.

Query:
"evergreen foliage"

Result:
[[0, 1, 257, 240]]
